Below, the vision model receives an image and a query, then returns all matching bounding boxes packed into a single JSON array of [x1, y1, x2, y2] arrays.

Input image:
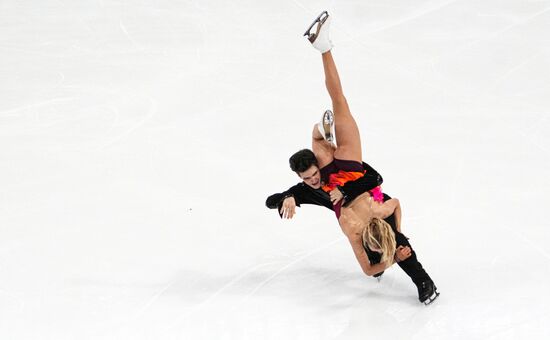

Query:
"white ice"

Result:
[[1, 0, 549, 339]]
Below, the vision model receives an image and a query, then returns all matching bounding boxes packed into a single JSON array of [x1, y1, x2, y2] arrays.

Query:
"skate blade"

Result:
[[303, 11, 329, 41], [423, 290, 440, 306], [373, 270, 384, 282], [322, 110, 334, 142]]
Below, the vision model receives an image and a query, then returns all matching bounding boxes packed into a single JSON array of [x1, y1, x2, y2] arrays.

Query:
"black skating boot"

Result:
[[417, 280, 440, 305]]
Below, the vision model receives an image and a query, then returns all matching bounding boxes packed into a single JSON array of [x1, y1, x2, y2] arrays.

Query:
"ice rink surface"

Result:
[[1, 0, 550, 339]]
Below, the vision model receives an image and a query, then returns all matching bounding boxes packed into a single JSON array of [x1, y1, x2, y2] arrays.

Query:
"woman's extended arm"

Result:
[[373, 198, 401, 228], [394, 199, 402, 232], [348, 235, 391, 276]]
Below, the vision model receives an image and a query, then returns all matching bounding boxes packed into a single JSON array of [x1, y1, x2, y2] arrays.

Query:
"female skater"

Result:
[[266, 11, 439, 304]]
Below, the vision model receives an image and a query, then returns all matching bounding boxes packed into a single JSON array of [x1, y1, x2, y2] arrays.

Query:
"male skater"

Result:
[[266, 11, 439, 305]]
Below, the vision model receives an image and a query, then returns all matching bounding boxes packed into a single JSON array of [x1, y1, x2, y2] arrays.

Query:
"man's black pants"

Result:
[[364, 194, 432, 287]]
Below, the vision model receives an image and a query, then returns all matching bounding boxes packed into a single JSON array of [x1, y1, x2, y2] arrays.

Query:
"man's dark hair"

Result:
[[289, 149, 318, 173]]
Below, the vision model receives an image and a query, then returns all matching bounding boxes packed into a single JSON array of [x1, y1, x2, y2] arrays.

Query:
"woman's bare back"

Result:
[[339, 192, 395, 239]]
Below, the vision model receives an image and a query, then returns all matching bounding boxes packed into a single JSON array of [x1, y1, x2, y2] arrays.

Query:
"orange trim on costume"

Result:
[[322, 170, 365, 192]]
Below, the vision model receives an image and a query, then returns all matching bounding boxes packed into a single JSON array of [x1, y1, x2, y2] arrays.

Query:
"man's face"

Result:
[[299, 165, 321, 189]]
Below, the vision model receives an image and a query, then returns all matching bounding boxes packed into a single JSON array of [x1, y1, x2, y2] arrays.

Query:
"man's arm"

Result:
[[266, 183, 304, 218], [336, 162, 383, 204], [266, 183, 332, 218], [265, 185, 302, 209]]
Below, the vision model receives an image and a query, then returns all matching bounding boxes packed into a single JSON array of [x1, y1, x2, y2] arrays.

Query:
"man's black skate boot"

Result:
[[417, 280, 440, 305]]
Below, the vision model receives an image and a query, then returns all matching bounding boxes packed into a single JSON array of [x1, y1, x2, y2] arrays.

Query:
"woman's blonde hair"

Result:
[[362, 217, 396, 266]]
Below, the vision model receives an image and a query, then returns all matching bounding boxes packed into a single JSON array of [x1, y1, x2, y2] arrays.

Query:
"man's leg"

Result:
[[382, 194, 431, 284], [393, 231, 432, 287], [384, 210, 438, 303], [321, 51, 362, 163]]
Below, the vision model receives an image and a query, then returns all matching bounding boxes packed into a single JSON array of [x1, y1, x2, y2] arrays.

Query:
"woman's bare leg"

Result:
[[321, 51, 362, 163], [312, 124, 335, 169]]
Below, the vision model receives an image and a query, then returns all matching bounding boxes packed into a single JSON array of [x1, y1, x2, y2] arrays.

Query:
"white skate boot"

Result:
[[317, 109, 335, 143], [304, 11, 333, 53]]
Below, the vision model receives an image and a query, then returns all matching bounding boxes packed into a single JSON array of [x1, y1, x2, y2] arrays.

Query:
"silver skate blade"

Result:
[[423, 291, 440, 305], [322, 110, 334, 142], [373, 270, 384, 282], [303, 11, 329, 38]]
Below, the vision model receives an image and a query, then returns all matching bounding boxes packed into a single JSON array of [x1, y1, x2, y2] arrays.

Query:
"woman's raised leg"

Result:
[[321, 51, 362, 163], [306, 12, 363, 163]]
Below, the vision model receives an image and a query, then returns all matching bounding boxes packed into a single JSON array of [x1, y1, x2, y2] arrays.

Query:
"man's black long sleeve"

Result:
[[265, 162, 384, 217], [339, 162, 383, 206]]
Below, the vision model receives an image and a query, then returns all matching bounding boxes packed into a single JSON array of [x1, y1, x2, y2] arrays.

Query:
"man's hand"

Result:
[[329, 188, 344, 205], [395, 245, 412, 262], [280, 196, 296, 219]]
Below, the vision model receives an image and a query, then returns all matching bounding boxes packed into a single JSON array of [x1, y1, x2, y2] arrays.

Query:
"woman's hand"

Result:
[[329, 188, 344, 205], [394, 245, 412, 262], [280, 196, 296, 219]]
